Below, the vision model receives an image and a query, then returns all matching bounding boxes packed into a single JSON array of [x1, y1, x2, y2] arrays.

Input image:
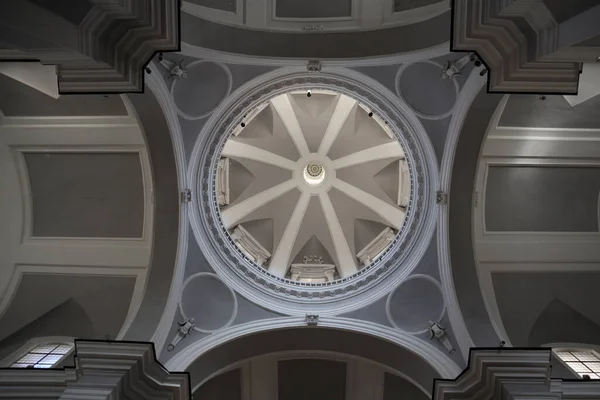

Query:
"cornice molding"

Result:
[[0, 340, 191, 400], [451, 0, 584, 94], [0, 1, 179, 94], [433, 348, 600, 400]]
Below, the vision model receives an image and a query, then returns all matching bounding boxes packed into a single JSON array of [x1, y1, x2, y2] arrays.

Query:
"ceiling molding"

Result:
[[0, 340, 191, 399], [142, 62, 189, 356], [437, 68, 487, 360], [165, 317, 462, 379], [116, 67, 186, 351], [0, 1, 180, 94], [187, 66, 439, 315], [182, 0, 448, 33], [433, 348, 600, 399], [451, 0, 587, 94], [179, 41, 451, 67], [0, 115, 153, 338]]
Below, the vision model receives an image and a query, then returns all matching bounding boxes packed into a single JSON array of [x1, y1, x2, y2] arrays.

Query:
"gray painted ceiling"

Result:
[[25, 152, 145, 238], [542, 0, 599, 23], [180, 11, 450, 58], [0, 274, 135, 345], [493, 272, 600, 347], [184, 328, 440, 390], [499, 94, 600, 129], [485, 166, 600, 232], [0, 74, 127, 116]]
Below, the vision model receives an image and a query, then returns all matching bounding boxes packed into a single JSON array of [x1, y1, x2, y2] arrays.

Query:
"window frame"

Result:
[[0, 337, 74, 369], [553, 347, 600, 379]]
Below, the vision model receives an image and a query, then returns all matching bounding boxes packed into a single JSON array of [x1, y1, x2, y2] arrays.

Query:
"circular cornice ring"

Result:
[[395, 60, 460, 121], [178, 272, 238, 334], [170, 60, 233, 120], [385, 274, 446, 335], [188, 66, 439, 316]]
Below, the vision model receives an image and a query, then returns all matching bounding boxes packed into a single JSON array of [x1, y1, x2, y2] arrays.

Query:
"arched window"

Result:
[[554, 349, 600, 379], [8, 341, 74, 369]]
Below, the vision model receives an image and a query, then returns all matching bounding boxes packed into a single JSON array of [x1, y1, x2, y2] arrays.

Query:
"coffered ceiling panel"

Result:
[[485, 166, 600, 232], [275, 0, 352, 18], [25, 152, 145, 238]]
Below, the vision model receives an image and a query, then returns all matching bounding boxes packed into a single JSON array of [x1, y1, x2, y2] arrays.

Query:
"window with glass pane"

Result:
[[555, 350, 600, 379], [10, 343, 74, 369]]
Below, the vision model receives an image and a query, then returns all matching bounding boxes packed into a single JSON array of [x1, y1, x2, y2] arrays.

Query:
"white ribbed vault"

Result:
[[217, 90, 410, 282]]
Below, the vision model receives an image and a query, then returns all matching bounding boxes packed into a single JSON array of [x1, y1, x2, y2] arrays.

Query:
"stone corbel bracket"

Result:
[[451, 0, 583, 94], [433, 348, 600, 400], [0, 340, 191, 399]]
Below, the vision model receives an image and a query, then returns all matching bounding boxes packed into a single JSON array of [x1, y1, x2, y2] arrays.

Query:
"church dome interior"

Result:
[[1, 1, 600, 399], [217, 89, 410, 283]]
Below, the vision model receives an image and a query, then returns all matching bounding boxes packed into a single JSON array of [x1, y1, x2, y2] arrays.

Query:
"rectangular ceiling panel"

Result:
[[24, 152, 145, 238], [485, 165, 600, 232]]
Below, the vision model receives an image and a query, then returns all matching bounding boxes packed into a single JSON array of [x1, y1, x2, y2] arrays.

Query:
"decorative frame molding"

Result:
[[385, 274, 446, 335], [472, 100, 600, 347], [187, 66, 439, 315], [395, 59, 460, 120], [170, 60, 233, 120], [0, 111, 153, 342], [178, 272, 238, 334], [183, 0, 448, 32]]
